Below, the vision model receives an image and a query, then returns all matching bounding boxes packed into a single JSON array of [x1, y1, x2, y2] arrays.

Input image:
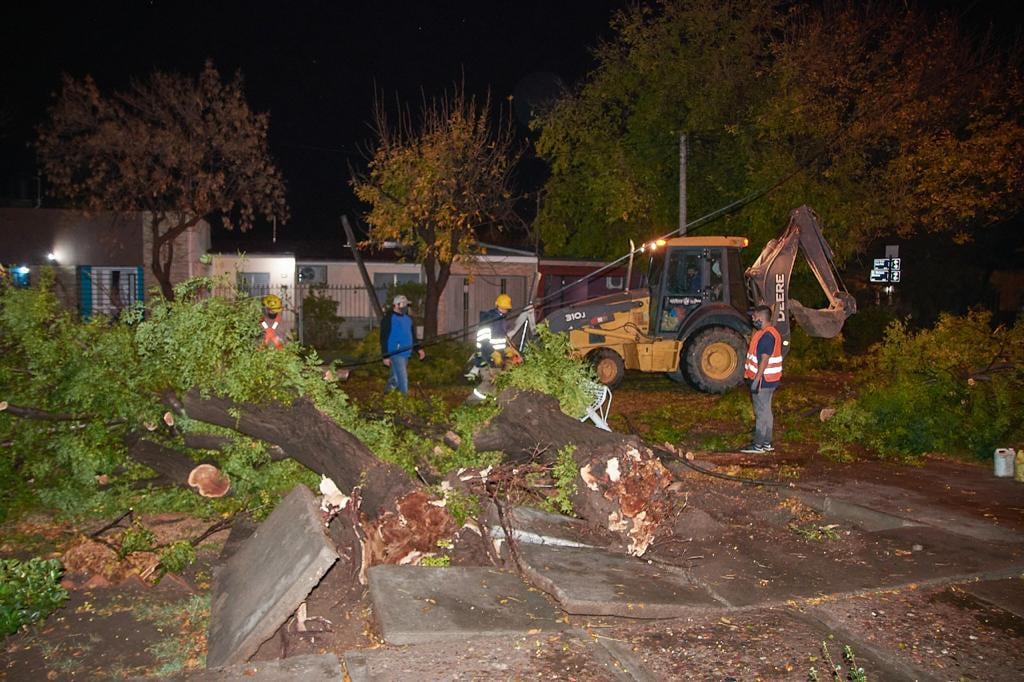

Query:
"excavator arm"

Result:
[[745, 206, 857, 346]]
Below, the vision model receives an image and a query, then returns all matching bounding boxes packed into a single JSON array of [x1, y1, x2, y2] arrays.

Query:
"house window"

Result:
[[11, 266, 31, 288], [238, 272, 270, 296], [605, 276, 624, 290], [373, 272, 422, 304]]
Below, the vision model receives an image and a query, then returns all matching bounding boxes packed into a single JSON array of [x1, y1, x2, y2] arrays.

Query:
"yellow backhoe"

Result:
[[543, 206, 857, 392]]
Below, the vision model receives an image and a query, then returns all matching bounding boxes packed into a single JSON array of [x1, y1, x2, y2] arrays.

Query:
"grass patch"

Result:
[[136, 594, 210, 676], [790, 523, 841, 542]]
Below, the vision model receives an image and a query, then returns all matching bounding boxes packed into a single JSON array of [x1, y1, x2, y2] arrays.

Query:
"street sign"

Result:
[[870, 257, 902, 284]]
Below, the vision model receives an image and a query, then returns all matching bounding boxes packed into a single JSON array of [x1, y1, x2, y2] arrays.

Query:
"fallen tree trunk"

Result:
[[468, 390, 677, 556], [175, 390, 412, 515], [173, 390, 455, 571], [182, 432, 287, 461], [473, 390, 637, 461]]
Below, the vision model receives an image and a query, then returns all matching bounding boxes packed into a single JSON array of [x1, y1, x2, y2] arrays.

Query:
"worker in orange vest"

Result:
[[260, 294, 284, 349], [740, 305, 783, 454]]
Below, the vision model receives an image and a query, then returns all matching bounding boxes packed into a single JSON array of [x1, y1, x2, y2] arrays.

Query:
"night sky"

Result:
[[1, 0, 628, 244]]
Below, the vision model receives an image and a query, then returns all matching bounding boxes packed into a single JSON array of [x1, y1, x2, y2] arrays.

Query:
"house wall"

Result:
[[438, 256, 538, 338], [210, 253, 297, 338]]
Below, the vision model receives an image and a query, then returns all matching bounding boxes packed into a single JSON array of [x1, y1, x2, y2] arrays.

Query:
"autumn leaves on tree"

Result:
[[352, 86, 521, 339], [36, 62, 288, 300], [534, 0, 1024, 261]]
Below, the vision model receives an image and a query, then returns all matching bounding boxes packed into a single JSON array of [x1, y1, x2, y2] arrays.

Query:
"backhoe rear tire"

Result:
[[684, 327, 746, 394], [590, 349, 625, 389]]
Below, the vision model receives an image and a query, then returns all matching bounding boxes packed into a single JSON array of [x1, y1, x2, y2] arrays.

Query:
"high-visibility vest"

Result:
[[261, 318, 283, 349], [744, 326, 783, 383]]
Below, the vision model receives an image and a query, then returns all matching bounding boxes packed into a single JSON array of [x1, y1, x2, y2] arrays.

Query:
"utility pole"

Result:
[[678, 133, 688, 235]]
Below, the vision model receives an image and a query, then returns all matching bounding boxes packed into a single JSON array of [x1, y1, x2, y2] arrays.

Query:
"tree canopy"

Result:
[[352, 87, 520, 338], [534, 0, 1024, 260], [36, 62, 289, 299]]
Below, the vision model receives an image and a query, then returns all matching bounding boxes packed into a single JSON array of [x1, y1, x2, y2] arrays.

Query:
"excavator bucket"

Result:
[[789, 294, 857, 338]]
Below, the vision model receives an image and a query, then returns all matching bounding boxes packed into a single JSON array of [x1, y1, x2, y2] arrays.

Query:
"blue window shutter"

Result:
[[79, 266, 92, 318], [136, 266, 145, 304]]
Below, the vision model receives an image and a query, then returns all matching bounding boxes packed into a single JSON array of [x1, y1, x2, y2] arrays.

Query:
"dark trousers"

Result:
[[750, 385, 776, 445]]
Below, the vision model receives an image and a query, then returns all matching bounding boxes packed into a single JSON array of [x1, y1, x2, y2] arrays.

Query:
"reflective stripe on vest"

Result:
[[743, 327, 783, 381], [261, 319, 283, 349]]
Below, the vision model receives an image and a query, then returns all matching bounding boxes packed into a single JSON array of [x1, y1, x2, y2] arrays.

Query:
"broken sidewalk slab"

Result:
[[963, 577, 1024, 620], [516, 543, 722, 618], [367, 565, 568, 645], [206, 485, 339, 669], [791, 479, 1024, 544], [784, 488, 922, 532], [343, 632, 639, 682], [490, 505, 600, 548], [154, 653, 344, 681]]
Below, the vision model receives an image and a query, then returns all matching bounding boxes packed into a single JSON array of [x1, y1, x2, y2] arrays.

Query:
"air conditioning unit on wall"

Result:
[[298, 265, 327, 285]]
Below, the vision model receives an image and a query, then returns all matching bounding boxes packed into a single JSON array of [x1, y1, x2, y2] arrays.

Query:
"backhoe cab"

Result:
[[544, 206, 856, 393]]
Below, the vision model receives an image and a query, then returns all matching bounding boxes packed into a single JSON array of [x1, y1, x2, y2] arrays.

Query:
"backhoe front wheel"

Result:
[[684, 327, 746, 394], [590, 349, 625, 389]]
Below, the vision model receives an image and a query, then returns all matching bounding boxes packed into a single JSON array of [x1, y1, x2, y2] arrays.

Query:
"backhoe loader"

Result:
[[543, 206, 857, 393]]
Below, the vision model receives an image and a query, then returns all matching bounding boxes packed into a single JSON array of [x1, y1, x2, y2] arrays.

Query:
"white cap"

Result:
[[393, 294, 410, 306]]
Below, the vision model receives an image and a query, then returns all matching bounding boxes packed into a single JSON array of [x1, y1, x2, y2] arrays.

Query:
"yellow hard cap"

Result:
[[262, 294, 282, 313], [495, 293, 512, 310]]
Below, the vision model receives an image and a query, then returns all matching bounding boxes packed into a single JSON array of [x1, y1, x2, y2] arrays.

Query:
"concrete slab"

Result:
[[492, 505, 599, 548], [785, 488, 922, 532], [686, 524, 1024, 608], [794, 479, 1024, 544], [964, 577, 1024, 620], [158, 653, 343, 681], [367, 566, 567, 645], [516, 543, 722, 618], [343, 633, 632, 681], [206, 485, 339, 669]]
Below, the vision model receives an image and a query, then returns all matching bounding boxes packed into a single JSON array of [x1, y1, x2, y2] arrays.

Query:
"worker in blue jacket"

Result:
[[380, 294, 425, 395]]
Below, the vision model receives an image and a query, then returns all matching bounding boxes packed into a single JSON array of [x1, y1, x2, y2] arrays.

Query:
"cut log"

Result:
[[473, 390, 637, 462], [124, 433, 229, 497], [187, 463, 231, 497]]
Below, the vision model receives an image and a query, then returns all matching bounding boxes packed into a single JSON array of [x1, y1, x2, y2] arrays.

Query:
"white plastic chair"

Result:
[[581, 381, 612, 431]]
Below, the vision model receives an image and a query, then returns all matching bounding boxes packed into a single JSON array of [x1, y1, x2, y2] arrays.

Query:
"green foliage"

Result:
[[550, 445, 578, 516], [786, 326, 847, 374], [820, 311, 1024, 461], [302, 286, 345, 350], [791, 523, 841, 542], [808, 641, 867, 682], [495, 323, 598, 418], [442, 489, 481, 528], [158, 541, 197, 574], [419, 555, 451, 567], [119, 522, 156, 558], [0, 274, 410, 522], [536, 0, 1024, 261], [839, 307, 899, 356], [0, 558, 69, 636]]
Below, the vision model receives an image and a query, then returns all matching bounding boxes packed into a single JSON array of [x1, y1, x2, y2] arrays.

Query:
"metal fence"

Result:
[[213, 283, 385, 345]]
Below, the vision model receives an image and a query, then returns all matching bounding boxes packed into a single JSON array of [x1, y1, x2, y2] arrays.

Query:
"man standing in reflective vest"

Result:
[[466, 293, 517, 403], [260, 294, 285, 349], [740, 305, 783, 454]]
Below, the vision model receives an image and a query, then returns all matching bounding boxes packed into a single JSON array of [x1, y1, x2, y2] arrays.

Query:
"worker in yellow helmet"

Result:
[[260, 294, 284, 349], [466, 293, 521, 403]]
